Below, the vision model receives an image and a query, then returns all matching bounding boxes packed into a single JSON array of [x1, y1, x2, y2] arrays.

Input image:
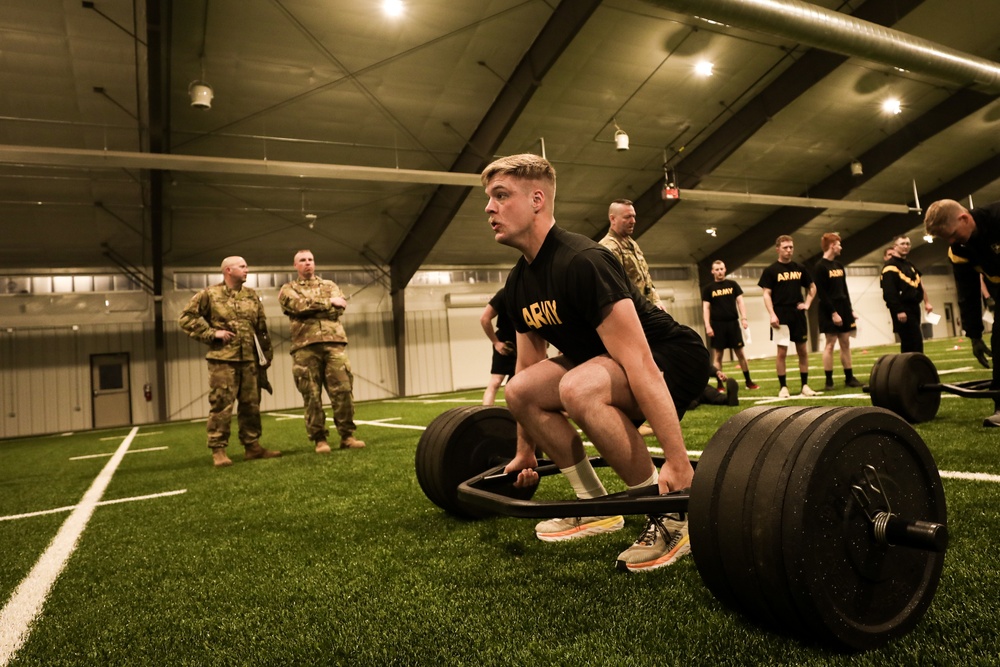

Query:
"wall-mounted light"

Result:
[[613, 120, 629, 151]]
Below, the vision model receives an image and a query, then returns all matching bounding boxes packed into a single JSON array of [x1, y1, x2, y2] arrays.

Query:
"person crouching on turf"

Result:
[[482, 153, 710, 573]]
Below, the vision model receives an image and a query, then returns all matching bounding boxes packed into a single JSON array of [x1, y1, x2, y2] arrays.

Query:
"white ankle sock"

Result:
[[560, 460, 608, 500], [628, 469, 658, 491]]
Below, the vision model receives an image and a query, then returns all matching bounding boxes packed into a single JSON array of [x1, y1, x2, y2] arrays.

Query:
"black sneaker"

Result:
[[984, 410, 1000, 428], [845, 377, 863, 388], [726, 378, 739, 406], [823, 382, 835, 391]]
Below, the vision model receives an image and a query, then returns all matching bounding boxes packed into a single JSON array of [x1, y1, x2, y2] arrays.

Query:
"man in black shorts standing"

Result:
[[814, 233, 863, 391], [481, 153, 709, 573], [758, 235, 819, 398], [479, 287, 517, 406], [924, 198, 999, 427], [701, 259, 758, 390]]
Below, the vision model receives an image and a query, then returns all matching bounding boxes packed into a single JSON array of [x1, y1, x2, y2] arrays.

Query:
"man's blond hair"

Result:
[[480, 153, 556, 198], [924, 199, 964, 237]]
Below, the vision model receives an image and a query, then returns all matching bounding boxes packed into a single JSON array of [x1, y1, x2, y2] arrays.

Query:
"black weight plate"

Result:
[[781, 407, 947, 651], [744, 407, 844, 636], [868, 354, 897, 414], [689, 406, 784, 609], [888, 353, 941, 423], [715, 407, 815, 629], [415, 405, 535, 519]]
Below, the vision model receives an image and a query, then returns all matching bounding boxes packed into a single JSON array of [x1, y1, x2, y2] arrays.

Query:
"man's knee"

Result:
[[502, 373, 530, 414]]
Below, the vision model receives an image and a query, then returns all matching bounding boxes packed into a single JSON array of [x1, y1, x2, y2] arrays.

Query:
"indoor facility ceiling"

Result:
[[1, 0, 998, 288]]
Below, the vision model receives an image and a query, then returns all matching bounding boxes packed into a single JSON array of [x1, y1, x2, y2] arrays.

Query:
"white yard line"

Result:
[[70, 446, 168, 461], [0, 427, 137, 666], [0, 489, 187, 523]]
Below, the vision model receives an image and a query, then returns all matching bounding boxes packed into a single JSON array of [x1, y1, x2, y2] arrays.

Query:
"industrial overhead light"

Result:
[[188, 81, 213, 109], [882, 98, 902, 115], [850, 160, 863, 177], [613, 120, 629, 151], [695, 60, 714, 77], [706, 227, 717, 237]]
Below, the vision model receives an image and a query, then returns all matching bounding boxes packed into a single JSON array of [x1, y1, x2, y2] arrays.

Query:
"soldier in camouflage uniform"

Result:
[[178, 256, 281, 467], [278, 250, 365, 453], [598, 199, 664, 310]]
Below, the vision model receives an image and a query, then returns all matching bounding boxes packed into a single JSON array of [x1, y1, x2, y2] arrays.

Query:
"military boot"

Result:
[[244, 443, 282, 460], [340, 436, 366, 449], [315, 440, 332, 453], [212, 448, 233, 468]]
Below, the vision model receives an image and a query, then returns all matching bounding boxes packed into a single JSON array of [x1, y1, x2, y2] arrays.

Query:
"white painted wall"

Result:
[[0, 264, 967, 439]]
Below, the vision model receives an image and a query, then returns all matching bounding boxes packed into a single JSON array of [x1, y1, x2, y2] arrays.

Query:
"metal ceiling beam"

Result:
[[387, 0, 603, 294], [624, 0, 926, 242], [812, 153, 1000, 267], [698, 87, 995, 282], [0, 145, 483, 187]]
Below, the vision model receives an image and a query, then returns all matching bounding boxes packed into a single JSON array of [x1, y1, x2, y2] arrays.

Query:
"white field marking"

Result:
[[384, 398, 483, 404], [70, 446, 168, 461], [0, 489, 187, 523], [99, 431, 161, 441], [0, 427, 138, 666], [939, 470, 1000, 483], [270, 413, 429, 431]]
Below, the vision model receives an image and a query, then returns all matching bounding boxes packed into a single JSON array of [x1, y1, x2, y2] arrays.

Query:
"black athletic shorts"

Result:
[[490, 345, 516, 376], [772, 305, 808, 344], [817, 305, 857, 335], [709, 319, 745, 351], [651, 335, 712, 421]]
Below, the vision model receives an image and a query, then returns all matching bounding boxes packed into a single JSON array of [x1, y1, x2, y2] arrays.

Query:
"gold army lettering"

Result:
[[776, 271, 803, 282], [711, 286, 735, 298], [522, 300, 562, 329]]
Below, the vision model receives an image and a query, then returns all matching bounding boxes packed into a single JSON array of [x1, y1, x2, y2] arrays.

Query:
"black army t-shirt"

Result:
[[503, 225, 691, 366], [757, 260, 812, 307], [701, 279, 743, 322]]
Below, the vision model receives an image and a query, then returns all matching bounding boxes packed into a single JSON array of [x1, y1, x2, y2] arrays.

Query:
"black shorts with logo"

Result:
[[710, 319, 745, 351]]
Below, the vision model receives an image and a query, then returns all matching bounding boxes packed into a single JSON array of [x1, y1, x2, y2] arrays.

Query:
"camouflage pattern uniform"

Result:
[[178, 283, 273, 451], [598, 228, 663, 308], [278, 276, 358, 443]]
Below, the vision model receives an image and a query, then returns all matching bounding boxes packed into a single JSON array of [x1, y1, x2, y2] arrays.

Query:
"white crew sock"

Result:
[[560, 459, 608, 500]]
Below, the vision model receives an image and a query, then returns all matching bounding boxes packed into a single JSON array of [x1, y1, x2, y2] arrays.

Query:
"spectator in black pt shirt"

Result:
[[481, 153, 710, 573], [701, 259, 758, 390], [813, 233, 862, 391], [881, 235, 933, 353], [758, 235, 818, 399], [480, 287, 517, 406], [924, 198, 1000, 427]]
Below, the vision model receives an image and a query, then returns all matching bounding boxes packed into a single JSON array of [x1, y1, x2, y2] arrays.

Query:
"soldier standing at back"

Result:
[[881, 235, 933, 353], [179, 256, 280, 467], [599, 199, 664, 310], [278, 250, 365, 453]]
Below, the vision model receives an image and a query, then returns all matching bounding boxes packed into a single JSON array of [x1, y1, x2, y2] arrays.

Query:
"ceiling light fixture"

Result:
[[695, 60, 714, 77], [922, 234, 934, 244], [613, 120, 629, 151], [882, 98, 902, 115], [706, 227, 717, 237], [850, 160, 863, 177], [188, 80, 213, 109], [383, 0, 404, 17]]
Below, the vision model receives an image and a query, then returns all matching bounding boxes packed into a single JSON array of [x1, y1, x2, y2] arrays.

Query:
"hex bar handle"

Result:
[[919, 379, 1000, 398], [457, 456, 692, 519]]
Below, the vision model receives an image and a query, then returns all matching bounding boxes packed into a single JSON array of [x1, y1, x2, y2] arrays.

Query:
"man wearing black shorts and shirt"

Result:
[[924, 199, 1000, 427], [758, 235, 819, 398], [482, 153, 709, 573], [480, 287, 517, 406], [814, 233, 862, 391], [701, 259, 758, 389]]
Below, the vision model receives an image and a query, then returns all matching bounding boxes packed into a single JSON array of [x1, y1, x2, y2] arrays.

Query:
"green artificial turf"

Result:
[[1, 337, 998, 666]]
